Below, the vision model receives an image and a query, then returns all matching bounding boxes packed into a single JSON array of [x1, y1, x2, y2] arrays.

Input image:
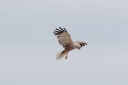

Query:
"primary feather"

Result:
[[53, 27, 87, 60]]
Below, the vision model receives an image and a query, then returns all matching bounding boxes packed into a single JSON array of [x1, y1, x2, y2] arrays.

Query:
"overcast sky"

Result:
[[0, 0, 128, 85]]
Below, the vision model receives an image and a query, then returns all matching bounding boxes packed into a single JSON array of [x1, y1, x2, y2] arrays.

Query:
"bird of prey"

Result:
[[53, 27, 87, 60]]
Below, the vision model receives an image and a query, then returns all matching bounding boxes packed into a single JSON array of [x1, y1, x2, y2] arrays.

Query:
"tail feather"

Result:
[[56, 51, 68, 60]]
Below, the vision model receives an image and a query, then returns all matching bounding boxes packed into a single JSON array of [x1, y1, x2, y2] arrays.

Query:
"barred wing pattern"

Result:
[[53, 27, 74, 47], [74, 41, 87, 49]]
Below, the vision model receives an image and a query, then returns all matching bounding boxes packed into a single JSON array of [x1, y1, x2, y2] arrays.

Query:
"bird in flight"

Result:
[[53, 27, 87, 60]]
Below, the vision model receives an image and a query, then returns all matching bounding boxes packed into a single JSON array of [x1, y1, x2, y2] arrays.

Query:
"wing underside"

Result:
[[74, 41, 87, 49], [53, 27, 74, 47]]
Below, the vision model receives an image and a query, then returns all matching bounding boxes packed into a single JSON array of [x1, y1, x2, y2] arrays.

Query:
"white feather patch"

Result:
[[74, 42, 81, 49]]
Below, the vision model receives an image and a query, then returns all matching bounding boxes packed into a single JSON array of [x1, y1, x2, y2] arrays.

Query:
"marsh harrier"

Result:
[[53, 27, 87, 60]]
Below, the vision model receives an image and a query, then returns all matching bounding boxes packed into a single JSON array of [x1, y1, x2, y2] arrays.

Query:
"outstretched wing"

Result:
[[74, 41, 87, 50], [53, 27, 74, 47]]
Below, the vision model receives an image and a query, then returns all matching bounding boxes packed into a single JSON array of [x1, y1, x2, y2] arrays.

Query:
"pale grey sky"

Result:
[[0, 0, 128, 85]]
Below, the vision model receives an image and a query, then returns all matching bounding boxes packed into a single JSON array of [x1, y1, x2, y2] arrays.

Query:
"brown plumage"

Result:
[[53, 27, 87, 60]]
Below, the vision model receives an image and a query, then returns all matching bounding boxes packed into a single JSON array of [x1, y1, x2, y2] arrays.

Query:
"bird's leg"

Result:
[[65, 53, 68, 59]]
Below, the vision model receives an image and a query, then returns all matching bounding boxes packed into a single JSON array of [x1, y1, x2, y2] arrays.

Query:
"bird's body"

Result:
[[53, 27, 87, 60]]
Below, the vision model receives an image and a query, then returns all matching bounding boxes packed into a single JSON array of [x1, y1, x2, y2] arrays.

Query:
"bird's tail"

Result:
[[56, 50, 68, 60]]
